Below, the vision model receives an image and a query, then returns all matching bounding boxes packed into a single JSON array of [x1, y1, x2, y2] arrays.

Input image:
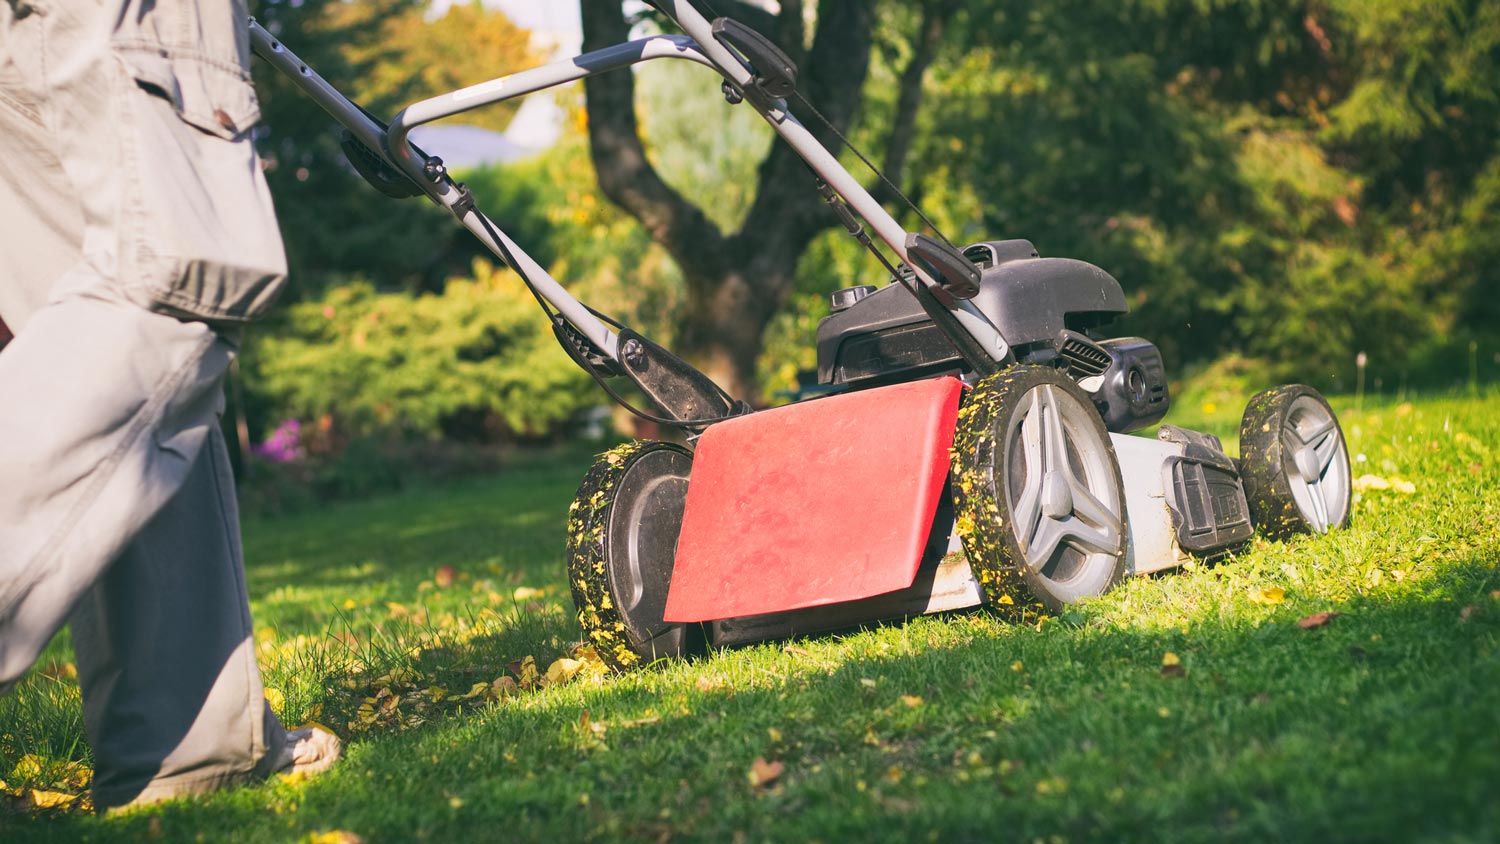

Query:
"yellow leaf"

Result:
[[302, 831, 364, 844], [1353, 474, 1416, 494], [29, 789, 78, 809], [1161, 652, 1181, 667], [513, 587, 545, 601], [544, 657, 585, 686], [10, 754, 44, 780], [900, 694, 924, 708], [265, 687, 286, 711], [508, 655, 540, 689], [1249, 587, 1286, 605], [457, 682, 490, 701], [1011, 660, 1024, 672], [767, 727, 783, 743]]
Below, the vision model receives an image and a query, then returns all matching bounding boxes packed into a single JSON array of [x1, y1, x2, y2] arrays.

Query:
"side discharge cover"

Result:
[[663, 377, 963, 622]]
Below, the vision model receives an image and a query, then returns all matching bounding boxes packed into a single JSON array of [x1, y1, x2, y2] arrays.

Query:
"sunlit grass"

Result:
[[2, 391, 1497, 842]]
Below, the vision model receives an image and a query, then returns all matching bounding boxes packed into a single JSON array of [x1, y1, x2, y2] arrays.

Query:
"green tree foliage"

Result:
[[245, 261, 593, 442], [897, 0, 1499, 380], [340, 0, 541, 135], [250, 0, 539, 291]]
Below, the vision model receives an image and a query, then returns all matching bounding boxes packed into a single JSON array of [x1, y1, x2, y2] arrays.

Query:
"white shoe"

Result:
[[273, 726, 342, 777]]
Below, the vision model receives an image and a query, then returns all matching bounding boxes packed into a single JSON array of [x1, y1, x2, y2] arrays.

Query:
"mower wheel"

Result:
[[1239, 385, 1351, 539], [951, 365, 1129, 614], [567, 441, 701, 671]]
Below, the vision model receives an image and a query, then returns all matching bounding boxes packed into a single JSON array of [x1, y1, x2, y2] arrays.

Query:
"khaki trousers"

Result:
[[0, 0, 291, 809]]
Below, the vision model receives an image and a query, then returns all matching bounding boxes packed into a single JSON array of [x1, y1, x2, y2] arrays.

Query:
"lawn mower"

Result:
[[252, 0, 1354, 671]]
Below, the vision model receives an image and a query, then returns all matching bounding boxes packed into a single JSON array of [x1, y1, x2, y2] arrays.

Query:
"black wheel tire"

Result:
[[951, 366, 1129, 616], [1239, 385, 1352, 540], [567, 441, 701, 671]]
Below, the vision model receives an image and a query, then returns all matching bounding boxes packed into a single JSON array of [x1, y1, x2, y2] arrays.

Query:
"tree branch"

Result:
[[877, 0, 957, 203], [734, 0, 875, 266], [580, 0, 728, 284]]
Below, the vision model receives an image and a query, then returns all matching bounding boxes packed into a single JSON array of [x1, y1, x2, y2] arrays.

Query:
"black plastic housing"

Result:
[[1091, 337, 1171, 433], [1156, 426, 1254, 553], [816, 241, 1129, 387]]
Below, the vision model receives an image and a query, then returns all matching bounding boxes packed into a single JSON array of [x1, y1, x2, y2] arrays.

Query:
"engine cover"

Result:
[[816, 240, 1128, 387], [1090, 337, 1170, 433]]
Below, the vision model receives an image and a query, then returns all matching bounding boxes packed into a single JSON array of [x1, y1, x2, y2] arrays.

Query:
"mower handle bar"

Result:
[[247, 1, 1009, 370]]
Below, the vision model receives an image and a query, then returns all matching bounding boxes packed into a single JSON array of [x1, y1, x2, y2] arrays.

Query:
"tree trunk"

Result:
[[579, 0, 951, 404]]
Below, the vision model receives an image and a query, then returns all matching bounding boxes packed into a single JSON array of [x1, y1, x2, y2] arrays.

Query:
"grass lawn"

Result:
[[3, 388, 1498, 843]]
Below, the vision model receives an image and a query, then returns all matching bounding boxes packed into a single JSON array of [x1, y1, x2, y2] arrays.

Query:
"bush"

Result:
[[244, 260, 595, 444]]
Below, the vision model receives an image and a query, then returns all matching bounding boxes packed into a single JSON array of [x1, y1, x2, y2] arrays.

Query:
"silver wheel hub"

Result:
[[1007, 384, 1124, 576], [1280, 396, 1350, 534]]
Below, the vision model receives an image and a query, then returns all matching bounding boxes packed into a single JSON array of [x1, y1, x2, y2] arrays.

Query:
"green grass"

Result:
[[3, 391, 1498, 843]]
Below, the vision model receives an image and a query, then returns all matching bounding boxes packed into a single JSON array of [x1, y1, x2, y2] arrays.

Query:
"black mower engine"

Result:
[[815, 240, 1171, 434]]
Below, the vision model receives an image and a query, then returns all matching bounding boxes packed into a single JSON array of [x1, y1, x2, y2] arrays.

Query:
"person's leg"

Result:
[[0, 0, 334, 808], [69, 424, 289, 808]]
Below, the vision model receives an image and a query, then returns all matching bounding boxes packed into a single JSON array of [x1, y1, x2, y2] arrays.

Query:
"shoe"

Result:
[[272, 726, 342, 778]]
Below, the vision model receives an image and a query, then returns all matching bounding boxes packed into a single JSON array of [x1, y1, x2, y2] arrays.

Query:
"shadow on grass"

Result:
[[12, 547, 1496, 844]]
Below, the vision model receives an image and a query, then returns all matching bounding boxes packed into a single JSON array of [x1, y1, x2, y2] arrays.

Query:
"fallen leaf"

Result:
[[264, 688, 286, 711], [491, 676, 519, 697], [28, 789, 78, 809], [506, 656, 539, 689], [783, 645, 810, 657], [1011, 660, 1024, 672], [1297, 611, 1340, 629], [901, 694, 924, 708], [1249, 587, 1286, 605], [434, 565, 457, 589], [1460, 605, 1478, 621], [1159, 652, 1184, 677], [38, 663, 77, 681], [302, 831, 364, 844], [10, 755, 44, 781], [513, 586, 545, 601], [747, 758, 785, 788], [1352, 474, 1415, 494], [545, 657, 585, 686]]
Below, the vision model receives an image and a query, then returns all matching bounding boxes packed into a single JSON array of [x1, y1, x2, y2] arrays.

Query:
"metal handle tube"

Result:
[[249, 20, 388, 156], [387, 36, 717, 171], [654, 1, 1009, 360], [250, 18, 620, 357]]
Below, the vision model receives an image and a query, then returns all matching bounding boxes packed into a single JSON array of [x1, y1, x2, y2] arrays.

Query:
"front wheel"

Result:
[[951, 366, 1129, 614], [1239, 385, 1352, 539], [567, 441, 700, 671]]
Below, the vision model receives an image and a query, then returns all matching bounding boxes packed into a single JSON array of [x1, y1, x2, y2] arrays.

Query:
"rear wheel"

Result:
[[567, 441, 699, 671], [1239, 385, 1351, 539], [951, 366, 1129, 614]]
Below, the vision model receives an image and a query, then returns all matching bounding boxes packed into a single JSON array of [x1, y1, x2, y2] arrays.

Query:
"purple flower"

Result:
[[253, 419, 303, 463]]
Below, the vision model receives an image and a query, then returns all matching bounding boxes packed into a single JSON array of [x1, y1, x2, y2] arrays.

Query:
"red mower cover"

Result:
[[664, 376, 963, 622]]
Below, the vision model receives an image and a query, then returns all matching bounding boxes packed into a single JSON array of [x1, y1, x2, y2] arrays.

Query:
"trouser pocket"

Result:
[[119, 65, 289, 324]]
